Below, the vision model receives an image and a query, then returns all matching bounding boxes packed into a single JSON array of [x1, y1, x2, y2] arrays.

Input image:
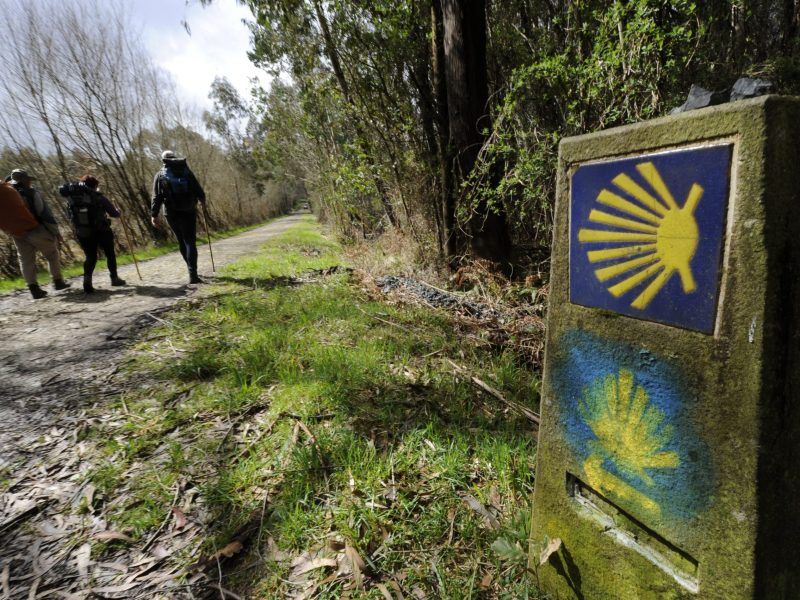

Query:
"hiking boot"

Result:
[[189, 274, 203, 284], [28, 284, 48, 299], [53, 279, 71, 290], [83, 276, 95, 294], [110, 276, 127, 286]]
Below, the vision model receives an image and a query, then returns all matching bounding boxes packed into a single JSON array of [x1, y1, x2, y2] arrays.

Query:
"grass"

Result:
[[87, 215, 541, 598], [0, 218, 275, 293]]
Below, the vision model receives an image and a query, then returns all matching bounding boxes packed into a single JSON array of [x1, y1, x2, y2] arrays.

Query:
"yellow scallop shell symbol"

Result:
[[578, 162, 703, 310], [580, 369, 679, 516]]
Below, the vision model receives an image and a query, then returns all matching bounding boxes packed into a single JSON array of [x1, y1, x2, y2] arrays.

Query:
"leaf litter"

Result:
[[0, 223, 541, 599]]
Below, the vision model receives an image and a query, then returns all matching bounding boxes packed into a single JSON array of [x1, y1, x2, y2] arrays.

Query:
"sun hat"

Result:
[[9, 169, 35, 183]]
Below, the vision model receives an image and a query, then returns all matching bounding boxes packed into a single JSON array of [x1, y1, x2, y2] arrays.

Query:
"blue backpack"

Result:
[[161, 163, 194, 211]]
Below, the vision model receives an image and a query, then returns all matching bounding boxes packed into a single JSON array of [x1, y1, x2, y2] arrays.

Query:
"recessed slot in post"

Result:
[[566, 473, 700, 594]]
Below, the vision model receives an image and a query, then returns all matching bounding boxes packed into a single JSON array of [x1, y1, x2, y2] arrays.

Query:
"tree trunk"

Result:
[[407, 1, 444, 255], [441, 0, 510, 264], [432, 0, 457, 262], [782, 0, 799, 51], [517, 0, 535, 51], [313, 0, 399, 229]]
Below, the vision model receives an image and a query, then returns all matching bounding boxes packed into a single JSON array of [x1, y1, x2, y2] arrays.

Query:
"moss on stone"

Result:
[[531, 97, 800, 599]]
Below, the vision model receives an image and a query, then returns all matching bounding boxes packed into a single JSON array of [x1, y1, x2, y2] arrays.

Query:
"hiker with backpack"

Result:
[[3, 170, 70, 299], [151, 151, 207, 284], [59, 175, 126, 294]]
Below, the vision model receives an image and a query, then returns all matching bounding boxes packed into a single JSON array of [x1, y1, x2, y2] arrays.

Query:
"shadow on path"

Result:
[[56, 285, 188, 304]]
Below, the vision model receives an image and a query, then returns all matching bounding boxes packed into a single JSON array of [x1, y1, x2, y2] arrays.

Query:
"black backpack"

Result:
[[160, 161, 195, 211], [59, 183, 107, 237]]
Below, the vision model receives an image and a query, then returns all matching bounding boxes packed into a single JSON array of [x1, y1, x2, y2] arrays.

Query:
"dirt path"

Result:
[[0, 213, 302, 462], [0, 213, 303, 598]]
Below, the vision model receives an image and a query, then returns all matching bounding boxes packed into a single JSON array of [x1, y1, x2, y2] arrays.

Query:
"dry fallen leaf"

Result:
[[91, 531, 133, 543], [480, 572, 493, 589], [90, 582, 141, 594], [2, 563, 10, 598], [375, 583, 394, 600], [27, 578, 40, 600], [376, 583, 394, 600], [345, 544, 366, 589], [83, 484, 96, 512], [539, 537, 562, 566], [389, 579, 406, 599], [95, 562, 128, 574], [292, 557, 338, 577], [460, 493, 500, 529], [171, 507, 187, 529], [151, 544, 171, 560], [488, 486, 502, 510], [217, 540, 243, 559], [75, 543, 92, 578]]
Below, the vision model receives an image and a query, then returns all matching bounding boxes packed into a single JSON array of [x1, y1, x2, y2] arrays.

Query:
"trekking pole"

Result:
[[201, 202, 216, 272], [119, 216, 143, 281]]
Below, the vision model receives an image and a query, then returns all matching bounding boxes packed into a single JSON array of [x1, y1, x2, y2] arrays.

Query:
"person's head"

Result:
[[9, 169, 35, 188], [80, 175, 99, 190], [161, 150, 176, 162]]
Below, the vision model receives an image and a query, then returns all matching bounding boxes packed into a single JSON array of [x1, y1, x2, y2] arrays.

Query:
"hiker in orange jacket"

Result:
[[0, 174, 70, 299]]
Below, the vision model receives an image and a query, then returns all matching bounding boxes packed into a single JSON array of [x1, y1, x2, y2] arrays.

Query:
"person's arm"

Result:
[[188, 169, 206, 204], [33, 191, 60, 237], [31, 190, 48, 219], [99, 194, 121, 218]]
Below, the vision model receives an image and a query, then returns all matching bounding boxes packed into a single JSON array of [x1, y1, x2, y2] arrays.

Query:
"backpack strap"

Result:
[[158, 167, 169, 198], [13, 185, 41, 224]]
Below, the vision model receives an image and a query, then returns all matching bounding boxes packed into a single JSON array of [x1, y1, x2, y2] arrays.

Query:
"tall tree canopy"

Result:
[[219, 0, 800, 269]]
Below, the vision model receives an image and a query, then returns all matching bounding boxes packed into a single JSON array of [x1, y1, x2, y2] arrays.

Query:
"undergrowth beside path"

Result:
[[89, 216, 541, 598]]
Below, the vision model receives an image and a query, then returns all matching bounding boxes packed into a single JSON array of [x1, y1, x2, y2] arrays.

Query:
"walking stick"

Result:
[[201, 202, 216, 272], [119, 216, 143, 281]]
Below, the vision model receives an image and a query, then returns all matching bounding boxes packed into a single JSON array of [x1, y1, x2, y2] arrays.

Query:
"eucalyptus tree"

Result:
[[203, 0, 800, 269], [441, 0, 510, 264], [242, 0, 406, 229]]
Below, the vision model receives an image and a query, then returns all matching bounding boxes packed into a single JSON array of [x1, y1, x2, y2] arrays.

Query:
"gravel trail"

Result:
[[0, 213, 303, 468], [0, 213, 306, 599]]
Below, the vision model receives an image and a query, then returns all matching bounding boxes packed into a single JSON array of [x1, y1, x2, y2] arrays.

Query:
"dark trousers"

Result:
[[166, 211, 198, 275], [79, 229, 118, 279]]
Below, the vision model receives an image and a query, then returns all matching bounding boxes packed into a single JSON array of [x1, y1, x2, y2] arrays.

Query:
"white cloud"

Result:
[[139, 0, 267, 111]]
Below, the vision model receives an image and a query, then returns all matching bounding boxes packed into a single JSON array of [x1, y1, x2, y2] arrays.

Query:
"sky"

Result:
[[135, 0, 265, 111]]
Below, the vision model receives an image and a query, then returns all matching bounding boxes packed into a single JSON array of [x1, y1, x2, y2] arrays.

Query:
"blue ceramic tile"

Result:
[[569, 144, 732, 333]]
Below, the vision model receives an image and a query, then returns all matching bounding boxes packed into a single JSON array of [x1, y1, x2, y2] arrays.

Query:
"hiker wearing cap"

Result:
[[3, 170, 70, 299], [151, 151, 206, 284], [59, 175, 126, 294]]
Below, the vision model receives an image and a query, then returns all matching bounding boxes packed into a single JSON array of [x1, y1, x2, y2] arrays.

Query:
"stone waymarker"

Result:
[[530, 96, 800, 599]]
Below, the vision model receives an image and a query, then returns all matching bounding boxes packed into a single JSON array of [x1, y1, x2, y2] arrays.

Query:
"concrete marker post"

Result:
[[530, 96, 800, 600]]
